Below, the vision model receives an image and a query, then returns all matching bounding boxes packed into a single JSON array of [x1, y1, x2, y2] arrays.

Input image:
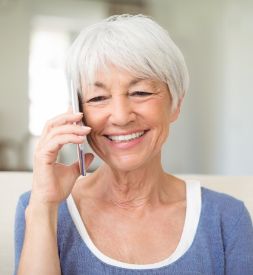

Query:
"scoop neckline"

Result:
[[66, 179, 201, 269]]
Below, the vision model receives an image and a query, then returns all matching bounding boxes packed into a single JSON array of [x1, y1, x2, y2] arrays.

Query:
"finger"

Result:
[[37, 134, 86, 165], [52, 162, 80, 194], [69, 161, 82, 181], [44, 124, 91, 142], [84, 153, 95, 169], [48, 112, 83, 128], [41, 112, 84, 138]]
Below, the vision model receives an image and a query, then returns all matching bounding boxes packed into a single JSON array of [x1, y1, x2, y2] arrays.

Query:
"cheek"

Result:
[[85, 108, 107, 150], [141, 99, 171, 127], [143, 100, 172, 148], [84, 109, 107, 156], [85, 108, 106, 128]]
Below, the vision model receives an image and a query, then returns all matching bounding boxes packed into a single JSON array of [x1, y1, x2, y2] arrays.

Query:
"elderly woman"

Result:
[[15, 14, 253, 275]]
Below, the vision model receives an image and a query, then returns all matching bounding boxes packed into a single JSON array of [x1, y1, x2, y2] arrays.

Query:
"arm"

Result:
[[14, 193, 60, 274], [15, 110, 93, 275], [17, 201, 60, 275], [225, 204, 253, 275]]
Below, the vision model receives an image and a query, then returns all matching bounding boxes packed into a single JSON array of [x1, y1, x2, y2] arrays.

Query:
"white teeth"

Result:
[[108, 131, 144, 142]]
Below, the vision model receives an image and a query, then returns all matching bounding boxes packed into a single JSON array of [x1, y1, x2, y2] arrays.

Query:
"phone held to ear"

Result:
[[70, 80, 86, 176]]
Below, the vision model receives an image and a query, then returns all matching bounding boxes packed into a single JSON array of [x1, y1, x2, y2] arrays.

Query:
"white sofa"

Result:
[[1, 172, 253, 275]]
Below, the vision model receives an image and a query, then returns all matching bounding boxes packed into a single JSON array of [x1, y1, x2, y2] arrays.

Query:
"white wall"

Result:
[[0, 0, 107, 169], [148, 0, 225, 173], [149, 0, 253, 175], [219, 0, 253, 174], [0, 0, 107, 144], [0, 0, 30, 141]]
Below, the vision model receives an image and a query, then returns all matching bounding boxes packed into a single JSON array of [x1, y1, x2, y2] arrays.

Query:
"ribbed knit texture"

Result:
[[14, 188, 253, 275]]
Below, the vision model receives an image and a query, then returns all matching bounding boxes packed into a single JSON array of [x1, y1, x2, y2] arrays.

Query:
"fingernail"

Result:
[[82, 126, 91, 131]]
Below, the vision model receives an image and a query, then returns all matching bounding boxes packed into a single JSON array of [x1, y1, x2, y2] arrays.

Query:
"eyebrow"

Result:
[[93, 81, 106, 89]]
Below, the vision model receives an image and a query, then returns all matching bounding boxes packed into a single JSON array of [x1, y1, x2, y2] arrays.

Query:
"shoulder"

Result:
[[201, 187, 246, 216], [200, 187, 252, 237], [17, 191, 31, 210]]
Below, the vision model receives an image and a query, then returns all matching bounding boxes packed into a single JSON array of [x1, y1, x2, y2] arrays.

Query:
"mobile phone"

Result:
[[70, 80, 86, 176]]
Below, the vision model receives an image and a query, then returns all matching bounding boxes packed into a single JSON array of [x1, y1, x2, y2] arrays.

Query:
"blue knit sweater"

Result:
[[14, 187, 253, 275]]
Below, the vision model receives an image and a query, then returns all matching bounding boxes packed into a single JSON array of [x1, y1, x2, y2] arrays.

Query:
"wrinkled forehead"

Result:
[[80, 63, 159, 92]]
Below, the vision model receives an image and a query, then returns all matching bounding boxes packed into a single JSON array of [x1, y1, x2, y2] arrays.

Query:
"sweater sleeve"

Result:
[[225, 203, 253, 275], [14, 192, 30, 275]]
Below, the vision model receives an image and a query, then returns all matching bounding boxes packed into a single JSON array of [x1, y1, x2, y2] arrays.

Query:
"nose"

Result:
[[109, 95, 135, 126]]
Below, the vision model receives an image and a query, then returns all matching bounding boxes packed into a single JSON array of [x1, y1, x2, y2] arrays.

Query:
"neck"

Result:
[[94, 154, 170, 210]]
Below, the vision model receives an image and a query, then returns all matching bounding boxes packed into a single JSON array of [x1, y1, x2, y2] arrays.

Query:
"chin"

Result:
[[106, 154, 151, 172]]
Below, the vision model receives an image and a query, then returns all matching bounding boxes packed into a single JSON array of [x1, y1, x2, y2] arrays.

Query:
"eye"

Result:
[[87, 96, 107, 103], [130, 91, 153, 97]]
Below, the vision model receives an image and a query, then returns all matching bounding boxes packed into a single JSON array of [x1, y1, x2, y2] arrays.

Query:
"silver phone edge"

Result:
[[70, 79, 86, 176]]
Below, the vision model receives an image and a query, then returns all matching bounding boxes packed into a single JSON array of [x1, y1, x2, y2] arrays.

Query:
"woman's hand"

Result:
[[17, 109, 93, 275], [31, 109, 94, 206]]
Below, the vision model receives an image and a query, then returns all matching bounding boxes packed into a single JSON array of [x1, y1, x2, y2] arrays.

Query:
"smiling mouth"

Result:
[[104, 130, 148, 142]]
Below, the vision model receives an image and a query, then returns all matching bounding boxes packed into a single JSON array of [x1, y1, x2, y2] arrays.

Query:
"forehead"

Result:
[[87, 65, 166, 90]]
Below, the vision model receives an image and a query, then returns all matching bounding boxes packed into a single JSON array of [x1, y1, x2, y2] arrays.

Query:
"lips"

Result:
[[104, 130, 148, 143]]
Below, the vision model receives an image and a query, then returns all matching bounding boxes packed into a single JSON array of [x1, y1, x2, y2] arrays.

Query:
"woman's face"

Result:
[[83, 65, 179, 171]]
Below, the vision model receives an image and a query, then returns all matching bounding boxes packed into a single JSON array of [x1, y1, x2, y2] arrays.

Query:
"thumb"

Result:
[[84, 152, 95, 170], [70, 152, 95, 179]]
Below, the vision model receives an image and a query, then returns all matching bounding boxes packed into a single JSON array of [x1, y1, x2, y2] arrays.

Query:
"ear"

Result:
[[169, 97, 183, 123]]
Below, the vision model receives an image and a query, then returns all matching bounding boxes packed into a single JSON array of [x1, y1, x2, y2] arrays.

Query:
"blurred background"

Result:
[[0, 0, 252, 175]]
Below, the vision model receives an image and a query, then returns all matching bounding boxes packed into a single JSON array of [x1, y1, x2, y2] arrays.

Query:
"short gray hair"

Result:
[[66, 14, 189, 110]]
